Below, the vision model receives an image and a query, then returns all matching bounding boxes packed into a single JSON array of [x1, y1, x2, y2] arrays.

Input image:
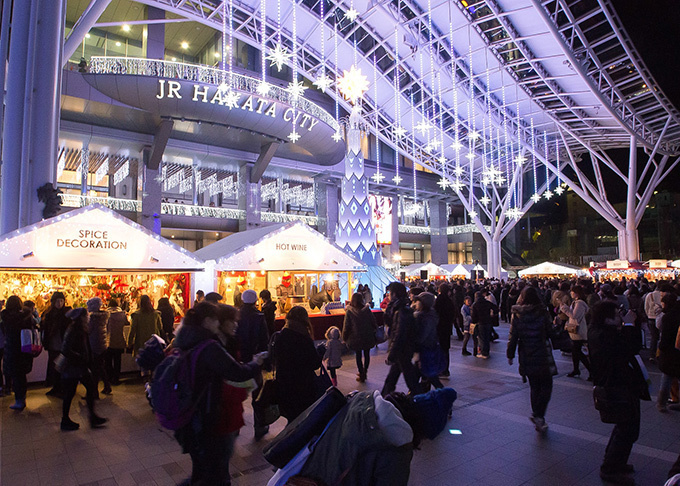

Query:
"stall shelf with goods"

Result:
[[590, 259, 677, 281], [0, 205, 204, 381], [194, 221, 366, 316]]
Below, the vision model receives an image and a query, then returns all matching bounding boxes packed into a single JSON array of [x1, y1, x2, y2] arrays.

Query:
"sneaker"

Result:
[[476, 354, 489, 359], [462, 350, 472, 356], [566, 371, 581, 378], [90, 415, 108, 428], [61, 418, 80, 431], [254, 425, 269, 441], [530, 416, 548, 432], [9, 401, 26, 411]]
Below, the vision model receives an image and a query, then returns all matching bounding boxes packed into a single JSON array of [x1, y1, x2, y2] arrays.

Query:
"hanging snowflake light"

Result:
[[392, 174, 403, 185], [543, 190, 553, 200], [287, 79, 307, 99], [337, 65, 370, 104], [555, 185, 565, 195], [267, 44, 292, 71], [531, 193, 541, 203], [332, 131, 343, 142], [479, 195, 491, 206], [256, 81, 272, 97], [313, 72, 333, 93], [437, 178, 449, 190], [468, 209, 478, 219], [287, 130, 301, 143], [371, 172, 386, 183], [344, 7, 359, 21], [393, 126, 406, 138]]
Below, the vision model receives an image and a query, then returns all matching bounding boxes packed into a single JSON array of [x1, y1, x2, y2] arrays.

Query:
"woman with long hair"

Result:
[[507, 286, 557, 432], [275, 306, 321, 422], [342, 292, 377, 383], [561, 285, 591, 379], [127, 295, 162, 356]]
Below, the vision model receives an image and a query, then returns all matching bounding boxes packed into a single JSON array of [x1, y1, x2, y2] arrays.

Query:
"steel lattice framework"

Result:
[[65, 0, 680, 274]]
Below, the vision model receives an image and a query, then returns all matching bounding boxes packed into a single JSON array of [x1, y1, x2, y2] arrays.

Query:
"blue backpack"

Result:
[[150, 340, 214, 431]]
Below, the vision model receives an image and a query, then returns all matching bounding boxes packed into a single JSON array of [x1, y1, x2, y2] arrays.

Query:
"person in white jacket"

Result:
[[644, 285, 662, 361], [560, 285, 591, 380]]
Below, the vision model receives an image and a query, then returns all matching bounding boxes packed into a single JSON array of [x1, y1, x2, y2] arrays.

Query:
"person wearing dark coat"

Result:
[[471, 291, 497, 359], [41, 291, 72, 396], [236, 289, 270, 439], [507, 286, 557, 433], [275, 306, 322, 422], [157, 297, 176, 341], [589, 300, 645, 484], [434, 284, 455, 377], [452, 285, 465, 340], [657, 293, 680, 412], [172, 302, 265, 486], [60, 307, 107, 431], [342, 293, 377, 382], [381, 282, 421, 397], [1, 296, 35, 410], [87, 298, 111, 397], [259, 289, 277, 337], [413, 292, 444, 390]]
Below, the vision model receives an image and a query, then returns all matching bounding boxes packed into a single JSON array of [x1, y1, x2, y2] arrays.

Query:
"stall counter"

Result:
[[274, 309, 384, 340]]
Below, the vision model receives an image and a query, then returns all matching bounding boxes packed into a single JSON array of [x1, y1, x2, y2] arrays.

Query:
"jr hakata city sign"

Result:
[[156, 80, 322, 132]]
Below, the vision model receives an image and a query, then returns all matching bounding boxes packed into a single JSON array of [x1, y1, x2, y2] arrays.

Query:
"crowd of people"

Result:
[[0, 274, 679, 485]]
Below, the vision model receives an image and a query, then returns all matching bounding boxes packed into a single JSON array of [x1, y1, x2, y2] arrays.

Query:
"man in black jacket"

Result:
[[237, 289, 270, 439], [471, 291, 498, 359]]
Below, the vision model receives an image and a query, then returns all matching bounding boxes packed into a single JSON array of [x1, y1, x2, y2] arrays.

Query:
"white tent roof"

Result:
[[402, 262, 451, 277], [441, 264, 470, 278], [0, 205, 203, 272], [194, 221, 365, 272], [518, 261, 581, 277], [671, 260, 680, 268]]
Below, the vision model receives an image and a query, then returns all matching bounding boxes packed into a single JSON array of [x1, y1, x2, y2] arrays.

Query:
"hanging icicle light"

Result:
[[313, 0, 332, 93], [267, 0, 291, 71], [257, 0, 271, 96], [554, 139, 564, 195], [530, 119, 541, 203], [332, 15, 342, 143], [371, 55, 385, 184]]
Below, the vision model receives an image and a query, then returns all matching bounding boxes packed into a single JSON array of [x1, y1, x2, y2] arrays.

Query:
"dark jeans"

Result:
[[62, 369, 97, 419], [250, 372, 267, 431], [477, 324, 492, 357], [105, 348, 123, 384], [381, 356, 421, 396], [12, 372, 27, 402], [571, 340, 590, 374], [648, 319, 660, 358], [355, 349, 371, 376], [439, 339, 450, 373], [527, 373, 553, 419], [602, 397, 640, 473], [189, 433, 233, 485], [46, 349, 62, 391], [92, 352, 110, 391]]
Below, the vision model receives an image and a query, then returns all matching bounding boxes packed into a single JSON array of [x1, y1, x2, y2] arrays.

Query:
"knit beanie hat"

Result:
[[87, 297, 102, 313]]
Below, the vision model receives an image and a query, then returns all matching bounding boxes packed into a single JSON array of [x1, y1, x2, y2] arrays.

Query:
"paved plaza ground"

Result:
[[1, 323, 678, 486]]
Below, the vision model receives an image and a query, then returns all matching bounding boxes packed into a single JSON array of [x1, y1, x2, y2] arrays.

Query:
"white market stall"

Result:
[[441, 264, 470, 279], [0, 204, 204, 381], [518, 261, 582, 278], [402, 262, 451, 279], [194, 221, 366, 314]]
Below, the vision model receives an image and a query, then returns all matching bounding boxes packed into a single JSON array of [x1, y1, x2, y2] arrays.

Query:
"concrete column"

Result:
[[429, 200, 448, 265], [1, 0, 32, 234], [141, 148, 162, 234], [486, 238, 502, 279], [315, 181, 338, 241], [23, 0, 65, 226], [147, 6, 165, 60], [238, 164, 261, 231]]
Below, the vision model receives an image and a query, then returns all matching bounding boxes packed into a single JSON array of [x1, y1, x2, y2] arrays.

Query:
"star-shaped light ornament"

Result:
[[451, 140, 463, 151], [222, 89, 241, 109], [267, 44, 292, 72], [507, 207, 523, 220], [543, 190, 553, 200], [454, 166, 465, 176], [531, 193, 542, 203], [513, 155, 527, 165], [287, 80, 308, 99], [393, 126, 407, 138], [479, 195, 491, 206], [468, 209, 478, 219], [392, 174, 403, 185], [332, 131, 343, 142], [371, 172, 386, 183], [554, 186, 565, 195], [256, 81, 272, 97], [424, 143, 434, 154], [438, 156, 446, 164], [437, 178, 449, 190], [337, 65, 370, 104], [450, 180, 464, 191], [313, 73, 333, 93], [414, 121, 433, 135], [344, 7, 359, 21], [287, 130, 301, 143], [465, 152, 475, 160]]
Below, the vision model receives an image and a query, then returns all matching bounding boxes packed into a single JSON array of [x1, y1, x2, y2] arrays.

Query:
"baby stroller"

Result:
[[264, 386, 457, 486], [134, 334, 167, 408]]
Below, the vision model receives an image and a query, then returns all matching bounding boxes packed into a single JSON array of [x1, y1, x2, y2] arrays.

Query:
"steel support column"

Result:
[[63, 0, 112, 64], [621, 135, 640, 261]]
